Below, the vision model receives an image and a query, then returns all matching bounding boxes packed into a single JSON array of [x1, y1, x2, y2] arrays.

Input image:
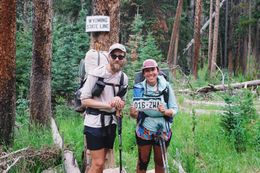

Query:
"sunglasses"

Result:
[[111, 54, 125, 60]]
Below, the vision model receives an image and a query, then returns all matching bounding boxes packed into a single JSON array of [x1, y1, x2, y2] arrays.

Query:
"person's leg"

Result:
[[88, 149, 106, 173], [85, 130, 109, 173], [153, 145, 165, 173], [136, 144, 152, 173]]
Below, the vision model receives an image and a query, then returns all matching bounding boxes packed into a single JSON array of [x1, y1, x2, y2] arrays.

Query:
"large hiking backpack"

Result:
[[133, 68, 173, 123], [74, 49, 109, 113]]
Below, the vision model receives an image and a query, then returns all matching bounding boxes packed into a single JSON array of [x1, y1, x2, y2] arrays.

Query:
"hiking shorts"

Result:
[[84, 124, 116, 150], [135, 126, 172, 147]]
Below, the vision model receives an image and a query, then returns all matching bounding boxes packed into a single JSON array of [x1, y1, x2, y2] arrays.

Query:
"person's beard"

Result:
[[110, 62, 124, 73]]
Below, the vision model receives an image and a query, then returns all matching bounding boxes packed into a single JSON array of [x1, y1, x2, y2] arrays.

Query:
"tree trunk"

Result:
[[219, 34, 223, 67], [228, 48, 233, 75], [193, 0, 202, 79], [210, 0, 220, 76], [255, 13, 260, 78], [224, 0, 228, 68], [246, 0, 252, 76], [235, 39, 241, 75], [242, 34, 248, 74], [173, 32, 180, 77], [30, 0, 52, 125], [23, 0, 30, 31], [208, 0, 214, 72], [228, 0, 234, 75], [167, 0, 183, 69], [188, 0, 195, 24], [0, 0, 16, 146], [90, 0, 120, 51], [183, 0, 226, 57]]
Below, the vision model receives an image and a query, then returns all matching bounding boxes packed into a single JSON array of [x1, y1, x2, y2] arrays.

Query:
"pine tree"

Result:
[[139, 32, 163, 63]]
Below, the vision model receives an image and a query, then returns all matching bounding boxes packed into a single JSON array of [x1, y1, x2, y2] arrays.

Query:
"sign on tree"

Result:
[[86, 16, 110, 32]]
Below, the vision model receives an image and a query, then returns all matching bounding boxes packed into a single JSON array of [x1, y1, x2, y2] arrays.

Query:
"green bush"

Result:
[[52, 10, 89, 100], [16, 30, 32, 98], [221, 89, 258, 152]]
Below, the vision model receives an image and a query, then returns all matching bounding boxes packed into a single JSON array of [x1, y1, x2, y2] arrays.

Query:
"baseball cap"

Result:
[[108, 43, 126, 55], [142, 59, 158, 70]]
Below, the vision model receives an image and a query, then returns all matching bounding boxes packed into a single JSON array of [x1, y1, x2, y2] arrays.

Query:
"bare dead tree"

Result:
[[192, 0, 202, 79], [210, 0, 220, 76], [167, 0, 183, 70]]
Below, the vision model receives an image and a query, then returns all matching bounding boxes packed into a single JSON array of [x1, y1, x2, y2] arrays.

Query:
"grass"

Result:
[[9, 92, 259, 172], [54, 102, 84, 168], [54, 104, 260, 173], [172, 113, 260, 173], [8, 123, 61, 173]]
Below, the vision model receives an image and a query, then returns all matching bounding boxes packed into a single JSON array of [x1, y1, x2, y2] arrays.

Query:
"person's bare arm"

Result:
[[130, 106, 138, 119]]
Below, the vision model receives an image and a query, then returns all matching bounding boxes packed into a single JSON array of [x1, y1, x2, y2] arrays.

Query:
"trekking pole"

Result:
[[117, 111, 123, 173], [156, 124, 169, 173], [161, 137, 170, 173], [158, 138, 167, 172]]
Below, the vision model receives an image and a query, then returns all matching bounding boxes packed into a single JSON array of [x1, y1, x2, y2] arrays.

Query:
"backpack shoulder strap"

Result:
[[162, 85, 169, 108], [103, 72, 124, 87], [101, 51, 109, 64], [119, 72, 124, 86], [97, 51, 100, 66]]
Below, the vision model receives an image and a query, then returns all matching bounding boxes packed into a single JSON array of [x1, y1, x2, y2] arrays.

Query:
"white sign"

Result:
[[133, 97, 161, 111], [86, 16, 110, 32]]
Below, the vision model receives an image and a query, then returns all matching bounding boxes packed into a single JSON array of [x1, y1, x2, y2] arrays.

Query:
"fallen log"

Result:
[[50, 117, 81, 173], [196, 80, 260, 93], [103, 167, 127, 173], [63, 150, 80, 173], [51, 118, 63, 149]]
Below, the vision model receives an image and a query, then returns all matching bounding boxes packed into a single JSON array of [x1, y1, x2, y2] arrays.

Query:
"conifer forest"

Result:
[[0, 0, 260, 172]]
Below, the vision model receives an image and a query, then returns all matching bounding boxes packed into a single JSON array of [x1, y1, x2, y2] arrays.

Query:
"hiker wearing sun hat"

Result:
[[142, 59, 158, 70], [130, 58, 178, 172]]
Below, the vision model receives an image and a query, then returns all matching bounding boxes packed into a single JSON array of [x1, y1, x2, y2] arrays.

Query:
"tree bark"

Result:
[[30, 0, 52, 125], [246, 0, 252, 76], [0, 0, 16, 146], [208, 0, 214, 72], [224, 0, 228, 68], [193, 0, 202, 79], [90, 0, 120, 51], [23, 0, 30, 31], [228, 48, 233, 75], [255, 13, 260, 78], [167, 0, 183, 69], [210, 0, 220, 76], [183, 0, 226, 57], [173, 32, 180, 77], [228, 0, 234, 75]]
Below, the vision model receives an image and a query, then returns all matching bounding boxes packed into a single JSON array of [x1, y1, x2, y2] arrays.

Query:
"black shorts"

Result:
[[85, 124, 116, 150], [136, 132, 172, 147]]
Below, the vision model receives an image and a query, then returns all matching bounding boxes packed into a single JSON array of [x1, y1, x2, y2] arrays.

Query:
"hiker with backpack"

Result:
[[130, 59, 178, 173], [80, 43, 128, 173]]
